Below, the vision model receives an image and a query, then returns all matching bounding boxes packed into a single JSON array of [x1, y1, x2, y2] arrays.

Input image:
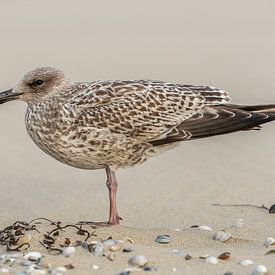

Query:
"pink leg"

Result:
[[105, 167, 122, 225]]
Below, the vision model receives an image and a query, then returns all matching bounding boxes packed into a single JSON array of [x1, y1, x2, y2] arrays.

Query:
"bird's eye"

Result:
[[33, 79, 44, 86]]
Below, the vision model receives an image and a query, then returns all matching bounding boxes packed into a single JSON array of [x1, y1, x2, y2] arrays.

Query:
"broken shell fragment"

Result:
[[155, 235, 170, 244], [218, 252, 230, 260], [240, 259, 254, 266], [128, 255, 148, 267], [213, 230, 232, 242]]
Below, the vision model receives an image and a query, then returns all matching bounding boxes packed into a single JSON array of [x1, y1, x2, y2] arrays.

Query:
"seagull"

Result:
[[1, 67, 275, 225]]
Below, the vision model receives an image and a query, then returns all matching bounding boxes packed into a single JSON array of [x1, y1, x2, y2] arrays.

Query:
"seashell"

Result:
[[205, 256, 219, 264], [88, 242, 104, 255], [218, 252, 230, 260], [155, 235, 170, 244], [239, 259, 253, 266], [128, 255, 148, 267], [17, 234, 32, 245], [198, 225, 212, 231], [92, 265, 100, 270], [251, 265, 267, 275], [102, 239, 117, 247], [0, 268, 9, 273], [109, 242, 124, 252], [24, 252, 42, 261], [38, 258, 51, 269], [143, 266, 157, 271], [52, 267, 67, 274], [263, 237, 275, 247], [62, 246, 76, 257], [174, 228, 181, 232], [213, 230, 232, 242]]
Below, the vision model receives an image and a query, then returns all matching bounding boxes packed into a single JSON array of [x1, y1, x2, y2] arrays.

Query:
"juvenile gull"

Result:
[[1, 67, 275, 225]]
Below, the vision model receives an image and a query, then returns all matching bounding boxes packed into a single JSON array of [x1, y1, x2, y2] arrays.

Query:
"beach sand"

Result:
[[1, 0, 275, 274]]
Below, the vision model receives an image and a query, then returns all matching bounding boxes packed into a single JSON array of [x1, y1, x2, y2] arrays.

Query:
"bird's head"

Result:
[[0, 67, 68, 104]]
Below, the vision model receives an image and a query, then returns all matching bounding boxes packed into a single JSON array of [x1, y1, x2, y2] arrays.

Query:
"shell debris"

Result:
[[155, 235, 170, 244], [128, 255, 148, 268], [239, 259, 254, 266], [251, 265, 267, 275], [213, 230, 232, 242], [205, 256, 219, 264]]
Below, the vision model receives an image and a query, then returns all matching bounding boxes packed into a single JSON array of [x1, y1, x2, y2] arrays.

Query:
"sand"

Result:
[[1, 0, 275, 274]]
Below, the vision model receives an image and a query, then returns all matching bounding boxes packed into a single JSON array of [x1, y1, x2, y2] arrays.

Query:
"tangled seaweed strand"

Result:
[[0, 217, 97, 254]]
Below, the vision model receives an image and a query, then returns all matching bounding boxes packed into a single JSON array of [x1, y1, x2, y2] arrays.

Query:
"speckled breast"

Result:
[[24, 103, 154, 170]]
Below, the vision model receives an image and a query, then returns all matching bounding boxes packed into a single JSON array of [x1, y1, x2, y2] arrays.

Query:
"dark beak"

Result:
[[0, 89, 23, 104]]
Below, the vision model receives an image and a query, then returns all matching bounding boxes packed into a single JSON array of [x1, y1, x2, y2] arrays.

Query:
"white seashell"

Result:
[[0, 268, 9, 273], [198, 225, 212, 231], [205, 256, 219, 264], [263, 237, 275, 247], [251, 265, 267, 275], [103, 240, 124, 252], [24, 252, 42, 261], [92, 265, 100, 270], [52, 267, 67, 274], [128, 255, 148, 267], [213, 230, 232, 242], [240, 259, 254, 266], [62, 246, 76, 257], [174, 228, 181, 232]]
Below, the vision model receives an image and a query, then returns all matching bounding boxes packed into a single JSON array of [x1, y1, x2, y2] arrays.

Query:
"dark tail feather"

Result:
[[181, 104, 275, 140], [150, 104, 275, 146]]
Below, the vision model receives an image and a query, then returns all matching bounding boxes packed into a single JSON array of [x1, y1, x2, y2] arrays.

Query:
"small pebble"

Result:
[[62, 246, 76, 257], [128, 255, 148, 267], [263, 237, 275, 247], [224, 272, 233, 275], [269, 204, 275, 213], [205, 256, 219, 264], [251, 265, 267, 275], [81, 241, 88, 249], [155, 235, 170, 244], [24, 252, 42, 261], [185, 255, 192, 260], [143, 266, 157, 271]]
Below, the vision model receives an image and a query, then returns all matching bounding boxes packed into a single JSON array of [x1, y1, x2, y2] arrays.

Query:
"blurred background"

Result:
[[0, 0, 275, 228]]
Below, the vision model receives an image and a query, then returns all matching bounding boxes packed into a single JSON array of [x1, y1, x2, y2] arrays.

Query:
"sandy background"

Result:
[[1, 0, 275, 274]]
